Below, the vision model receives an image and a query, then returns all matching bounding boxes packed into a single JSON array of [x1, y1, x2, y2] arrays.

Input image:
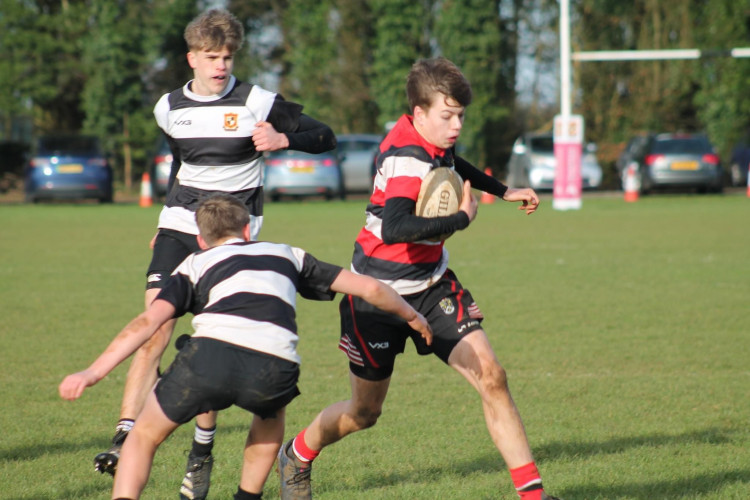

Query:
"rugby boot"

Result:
[[93, 429, 128, 476], [179, 452, 213, 500], [277, 439, 312, 500], [541, 493, 562, 500]]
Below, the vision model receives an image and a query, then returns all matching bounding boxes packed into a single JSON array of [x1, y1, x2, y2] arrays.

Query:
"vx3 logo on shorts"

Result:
[[368, 341, 389, 349], [175, 119, 192, 126], [457, 320, 480, 334]]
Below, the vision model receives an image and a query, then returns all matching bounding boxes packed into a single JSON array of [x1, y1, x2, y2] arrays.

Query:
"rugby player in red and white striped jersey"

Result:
[[279, 58, 560, 500]]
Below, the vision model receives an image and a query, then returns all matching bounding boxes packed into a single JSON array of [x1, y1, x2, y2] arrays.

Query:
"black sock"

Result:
[[233, 486, 262, 500], [191, 424, 216, 456]]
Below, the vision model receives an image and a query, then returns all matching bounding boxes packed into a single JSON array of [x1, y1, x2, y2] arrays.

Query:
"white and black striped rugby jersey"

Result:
[[153, 76, 303, 235], [156, 238, 342, 364]]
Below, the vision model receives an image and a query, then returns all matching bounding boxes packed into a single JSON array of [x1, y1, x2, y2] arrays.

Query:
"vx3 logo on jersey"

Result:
[[368, 341, 389, 349]]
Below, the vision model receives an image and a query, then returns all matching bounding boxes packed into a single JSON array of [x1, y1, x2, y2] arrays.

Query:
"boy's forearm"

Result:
[[86, 314, 157, 381]]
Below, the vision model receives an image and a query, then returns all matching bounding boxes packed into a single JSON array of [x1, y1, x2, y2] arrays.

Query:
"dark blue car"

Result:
[[24, 135, 113, 203]]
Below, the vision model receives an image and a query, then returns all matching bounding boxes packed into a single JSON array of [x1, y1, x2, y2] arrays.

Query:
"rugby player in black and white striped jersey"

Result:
[[92, 8, 337, 496], [60, 193, 432, 500]]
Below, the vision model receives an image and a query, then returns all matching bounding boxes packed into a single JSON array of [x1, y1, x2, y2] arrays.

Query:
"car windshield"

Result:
[[38, 136, 101, 155], [652, 138, 711, 155], [529, 136, 554, 153], [338, 140, 379, 154]]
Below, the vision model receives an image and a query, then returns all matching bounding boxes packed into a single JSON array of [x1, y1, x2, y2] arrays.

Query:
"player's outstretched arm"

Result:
[[330, 270, 433, 345], [502, 187, 540, 215], [58, 300, 176, 401]]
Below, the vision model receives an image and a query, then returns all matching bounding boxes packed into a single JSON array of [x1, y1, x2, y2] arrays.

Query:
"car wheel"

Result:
[[729, 163, 743, 187], [639, 170, 652, 195]]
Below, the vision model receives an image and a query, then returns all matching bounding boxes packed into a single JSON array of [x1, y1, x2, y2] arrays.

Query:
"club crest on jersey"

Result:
[[223, 113, 239, 131], [439, 297, 455, 315]]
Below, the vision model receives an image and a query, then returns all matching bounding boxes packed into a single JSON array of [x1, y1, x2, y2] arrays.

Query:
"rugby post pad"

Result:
[[415, 167, 464, 241]]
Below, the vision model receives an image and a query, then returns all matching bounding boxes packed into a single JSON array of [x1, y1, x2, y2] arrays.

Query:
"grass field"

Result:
[[1, 193, 748, 499]]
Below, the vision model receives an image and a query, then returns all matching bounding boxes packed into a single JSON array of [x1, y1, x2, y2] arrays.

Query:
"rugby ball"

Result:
[[415, 167, 464, 241]]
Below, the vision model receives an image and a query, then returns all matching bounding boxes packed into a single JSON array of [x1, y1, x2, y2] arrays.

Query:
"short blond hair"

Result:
[[184, 9, 244, 53], [195, 194, 249, 246], [406, 57, 472, 112]]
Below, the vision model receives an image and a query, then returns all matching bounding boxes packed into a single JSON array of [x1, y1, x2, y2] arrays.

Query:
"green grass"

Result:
[[1, 193, 748, 499]]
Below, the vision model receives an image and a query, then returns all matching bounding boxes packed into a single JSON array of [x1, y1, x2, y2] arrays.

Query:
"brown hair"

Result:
[[406, 57, 472, 112], [184, 9, 244, 53], [195, 194, 249, 246]]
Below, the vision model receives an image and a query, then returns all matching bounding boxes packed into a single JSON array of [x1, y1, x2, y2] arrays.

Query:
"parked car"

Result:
[[335, 133, 381, 193], [24, 135, 113, 203], [506, 133, 603, 190], [263, 150, 344, 201], [617, 133, 723, 194], [728, 141, 750, 187], [150, 136, 173, 200]]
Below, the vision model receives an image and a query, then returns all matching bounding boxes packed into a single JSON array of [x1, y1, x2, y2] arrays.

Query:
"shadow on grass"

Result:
[[560, 469, 750, 500], [534, 426, 736, 461], [6, 481, 111, 500], [0, 434, 112, 463], [331, 426, 742, 497]]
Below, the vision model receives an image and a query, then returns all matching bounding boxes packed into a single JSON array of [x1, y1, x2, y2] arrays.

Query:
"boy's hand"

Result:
[[502, 187, 540, 215], [459, 180, 478, 222], [59, 370, 100, 401], [407, 312, 433, 345], [252, 121, 290, 151]]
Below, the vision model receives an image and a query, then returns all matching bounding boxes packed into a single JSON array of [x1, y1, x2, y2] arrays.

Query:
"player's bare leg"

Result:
[[238, 411, 285, 496], [112, 391, 179, 499], [448, 329, 534, 468], [306, 372, 390, 448], [278, 374, 390, 499], [449, 329, 559, 499], [93, 289, 174, 475]]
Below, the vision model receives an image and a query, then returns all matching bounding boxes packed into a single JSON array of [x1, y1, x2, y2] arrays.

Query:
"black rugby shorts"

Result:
[[155, 337, 300, 423], [145, 229, 200, 290], [338, 269, 484, 381]]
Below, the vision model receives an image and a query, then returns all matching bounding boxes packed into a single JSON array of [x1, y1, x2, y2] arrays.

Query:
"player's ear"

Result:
[[197, 234, 210, 250], [187, 51, 198, 69], [413, 105, 425, 124], [242, 224, 251, 242]]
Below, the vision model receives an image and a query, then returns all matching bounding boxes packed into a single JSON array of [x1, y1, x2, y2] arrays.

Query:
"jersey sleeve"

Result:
[[265, 95, 304, 134], [454, 154, 508, 198], [155, 271, 194, 318], [381, 196, 470, 244], [297, 252, 343, 301]]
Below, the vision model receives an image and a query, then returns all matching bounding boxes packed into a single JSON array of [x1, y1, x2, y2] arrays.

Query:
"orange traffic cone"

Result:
[[140, 172, 153, 207], [623, 163, 639, 203], [746, 163, 750, 198], [481, 168, 495, 204]]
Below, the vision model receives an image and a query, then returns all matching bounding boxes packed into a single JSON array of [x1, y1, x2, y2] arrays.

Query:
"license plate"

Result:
[[57, 164, 84, 173], [671, 161, 698, 170], [291, 166, 314, 173]]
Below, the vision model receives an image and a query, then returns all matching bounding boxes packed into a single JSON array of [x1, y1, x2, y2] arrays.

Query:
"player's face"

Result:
[[187, 47, 234, 96], [413, 93, 465, 149]]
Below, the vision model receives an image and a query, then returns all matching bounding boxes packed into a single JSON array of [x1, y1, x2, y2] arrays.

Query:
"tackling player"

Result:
[[60, 193, 432, 500], [277, 58, 560, 500], [93, 9, 337, 499]]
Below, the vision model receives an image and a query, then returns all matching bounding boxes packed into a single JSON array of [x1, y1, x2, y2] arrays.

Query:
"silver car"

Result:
[[336, 133, 381, 193], [618, 133, 723, 194], [263, 150, 344, 201], [506, 133, 602, 190]]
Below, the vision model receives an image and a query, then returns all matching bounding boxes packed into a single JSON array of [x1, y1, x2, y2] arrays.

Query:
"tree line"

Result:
[[1, 0, 748, 189]]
